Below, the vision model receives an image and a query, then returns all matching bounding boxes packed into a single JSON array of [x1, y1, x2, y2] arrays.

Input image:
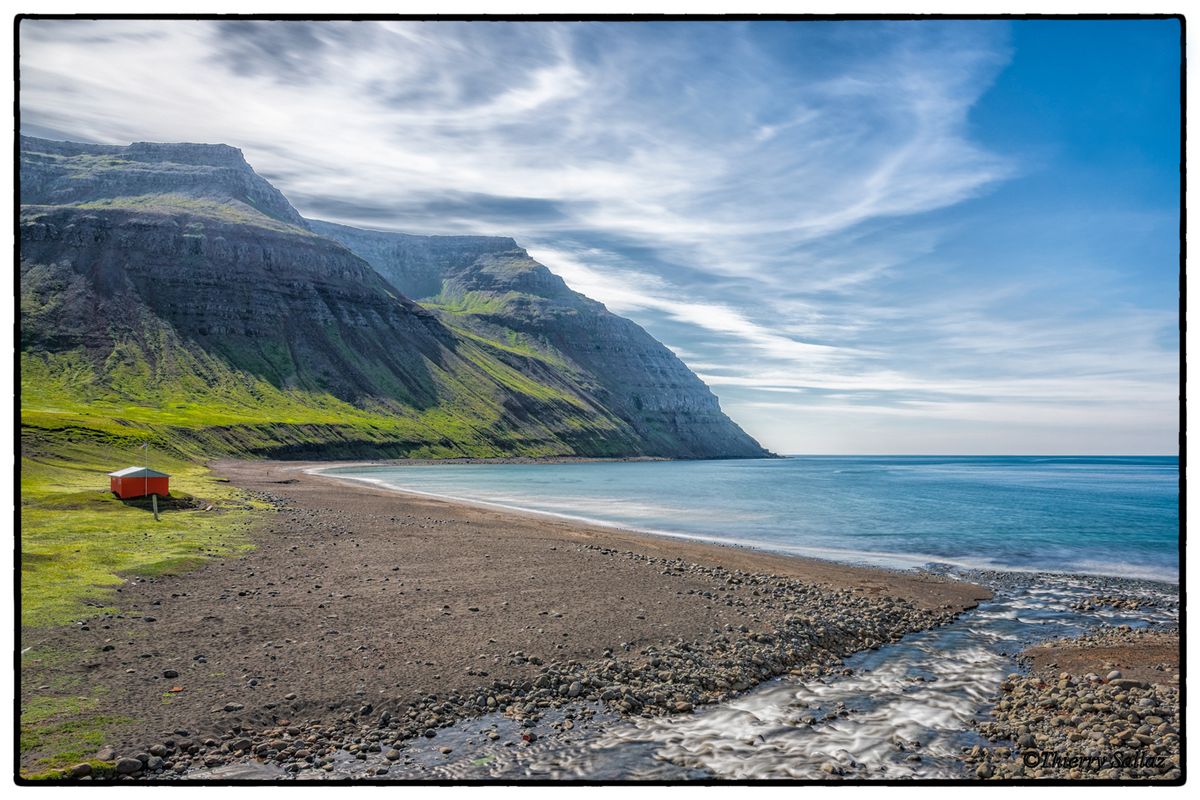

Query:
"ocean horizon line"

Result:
[[774, 453, 1180, 458]]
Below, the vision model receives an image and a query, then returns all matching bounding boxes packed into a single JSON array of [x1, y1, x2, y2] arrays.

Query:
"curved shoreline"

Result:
[[307, 460, 1180, 586]]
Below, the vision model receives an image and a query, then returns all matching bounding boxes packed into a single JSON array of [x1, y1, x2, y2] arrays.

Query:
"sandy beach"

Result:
[[21, 458, 994, 776]]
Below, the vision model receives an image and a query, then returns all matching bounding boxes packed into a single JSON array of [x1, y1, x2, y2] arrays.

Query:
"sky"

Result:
[[18, 19, 1181, 454]]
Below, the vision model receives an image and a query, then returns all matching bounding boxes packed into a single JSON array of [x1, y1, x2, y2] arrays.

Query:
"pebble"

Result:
[[968, 626, 1179, 781], [114, 757, 142, 774], [97, 546, 983, 779]]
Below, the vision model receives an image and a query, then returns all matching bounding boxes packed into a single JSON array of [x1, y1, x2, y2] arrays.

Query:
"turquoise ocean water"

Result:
[[324, 456, 1179, 583]]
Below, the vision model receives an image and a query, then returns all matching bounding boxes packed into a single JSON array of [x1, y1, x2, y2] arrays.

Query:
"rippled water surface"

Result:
[[325, 456, 1178, 581]]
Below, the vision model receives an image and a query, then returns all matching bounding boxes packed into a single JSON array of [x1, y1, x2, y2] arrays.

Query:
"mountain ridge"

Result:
[[19, 135, 770, 461]]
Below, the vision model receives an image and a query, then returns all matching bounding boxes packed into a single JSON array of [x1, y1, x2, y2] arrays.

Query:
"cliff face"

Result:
[[19, 136, 768, 460], [21, 208, 441, 406], [304, 223, 517, 301], [309, 221, 769, 458]]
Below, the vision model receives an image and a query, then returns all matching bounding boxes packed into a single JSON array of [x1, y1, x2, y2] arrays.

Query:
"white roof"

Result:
[[108, 466, 170, 478]]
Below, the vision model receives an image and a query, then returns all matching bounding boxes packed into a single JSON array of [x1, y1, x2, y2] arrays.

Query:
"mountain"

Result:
[[307, 220, 768, 459], [19, 136, 769, 461]]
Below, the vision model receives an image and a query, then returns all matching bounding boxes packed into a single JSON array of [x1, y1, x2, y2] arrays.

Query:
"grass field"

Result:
[[18, 430, 265, 777], [20, 443, 263, 629]]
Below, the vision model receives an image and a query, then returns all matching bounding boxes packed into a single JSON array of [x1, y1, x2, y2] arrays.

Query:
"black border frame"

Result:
[[10, 11, 1187, 787]]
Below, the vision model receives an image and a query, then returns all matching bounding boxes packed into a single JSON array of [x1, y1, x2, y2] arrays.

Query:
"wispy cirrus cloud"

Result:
[[18, 19, 1179, 453]]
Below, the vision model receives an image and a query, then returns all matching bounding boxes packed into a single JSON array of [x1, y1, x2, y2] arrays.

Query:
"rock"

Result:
[[384, 749, 401, 761], [163, 669, 179, 679], [223, 702, 244, 712], [115, 757, 143, 774], [976, 763, 993, 779], [68, 763, 92, 779], [95, 746, 116, 761], [567, 681, 583, 698], [186, 762, 287, 780], [1106, 670, 1123, 681], [975, 626, 1179, 781]]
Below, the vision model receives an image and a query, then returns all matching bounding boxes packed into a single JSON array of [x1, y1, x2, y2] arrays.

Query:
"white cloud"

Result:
[[18, 20, 1179, 454]]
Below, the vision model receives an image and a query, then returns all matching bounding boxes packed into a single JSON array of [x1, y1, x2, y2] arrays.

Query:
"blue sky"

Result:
[[19, 19, 1181, 454]]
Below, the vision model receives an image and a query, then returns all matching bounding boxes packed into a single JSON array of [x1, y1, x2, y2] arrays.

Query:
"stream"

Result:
[[192, 570, 1178, 781]]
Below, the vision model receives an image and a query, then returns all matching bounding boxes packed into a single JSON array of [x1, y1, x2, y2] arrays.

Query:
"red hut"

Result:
[[108, 466, 170, 499]]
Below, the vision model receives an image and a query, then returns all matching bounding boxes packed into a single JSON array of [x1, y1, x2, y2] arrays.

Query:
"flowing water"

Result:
[[309, 457, 1179, 780], [311, 570, 1175, 780]]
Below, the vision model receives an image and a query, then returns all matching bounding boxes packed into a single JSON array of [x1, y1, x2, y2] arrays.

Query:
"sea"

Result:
[[323, 455, 1179, 583], [309, 455, 1180, 779]]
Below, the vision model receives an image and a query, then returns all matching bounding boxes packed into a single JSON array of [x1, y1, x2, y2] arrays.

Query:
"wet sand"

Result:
[[21, 458, 990, 775], [1021, 629, 1179, 686]]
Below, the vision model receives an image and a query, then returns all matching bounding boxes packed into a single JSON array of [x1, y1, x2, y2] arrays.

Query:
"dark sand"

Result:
[[21, 459, 990, 765], [1021, 629, 1180, 686]]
